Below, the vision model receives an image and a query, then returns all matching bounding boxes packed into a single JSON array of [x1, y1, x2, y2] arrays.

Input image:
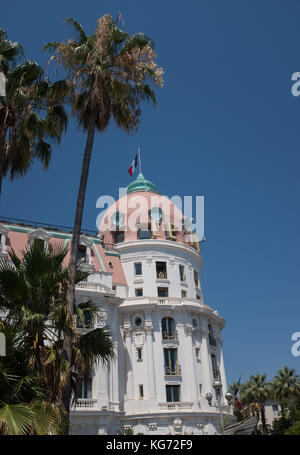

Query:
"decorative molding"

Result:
[[133, 331, 145, 347], [145, 325, 153, 335], [184, 323, 193, 336]]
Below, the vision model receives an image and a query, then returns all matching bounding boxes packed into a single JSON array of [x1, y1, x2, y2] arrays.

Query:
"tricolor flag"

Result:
[[128, 154, 138, 177], [234, 376, 243, 411]]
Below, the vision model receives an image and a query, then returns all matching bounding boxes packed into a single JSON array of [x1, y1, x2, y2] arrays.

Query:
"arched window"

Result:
[[161, 317, 177, 340]]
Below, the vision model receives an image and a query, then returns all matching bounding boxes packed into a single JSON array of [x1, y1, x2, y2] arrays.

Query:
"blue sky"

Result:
[[1, 0, 300, 386]]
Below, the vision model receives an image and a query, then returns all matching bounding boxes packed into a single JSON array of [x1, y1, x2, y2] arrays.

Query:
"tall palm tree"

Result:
[[44, 14, 163, 420], [272, 366, 300, 425], [241, 374, 271, 434], [0, 241, 114, 432], [0, 29, 68, 196]]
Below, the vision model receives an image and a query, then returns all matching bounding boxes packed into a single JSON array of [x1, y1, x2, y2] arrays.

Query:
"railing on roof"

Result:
[[0, 216, 98, 237]]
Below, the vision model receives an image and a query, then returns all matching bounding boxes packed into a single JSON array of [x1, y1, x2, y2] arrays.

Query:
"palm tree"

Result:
[[44, 14, 163, 420], [272, 366, 300, 425], [241, 374, 271, 434], [0, 29, 68, 196], [0, 320, 67, 434], [0, 241, 114, 433]]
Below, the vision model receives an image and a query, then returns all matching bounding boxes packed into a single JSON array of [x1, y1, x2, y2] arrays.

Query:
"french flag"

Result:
[[234, 376, 243, 411], [128, 154, 138, 177]]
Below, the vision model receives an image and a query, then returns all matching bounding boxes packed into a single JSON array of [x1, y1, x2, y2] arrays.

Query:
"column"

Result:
[[217, 336, 228, 400], [124, 327, 134, 400], [145, 316, 157, 399], [96, 363, 109, 407], [199, 318, 214, 399], [184, 323, 198, 400], [110, 341, 120, 411]]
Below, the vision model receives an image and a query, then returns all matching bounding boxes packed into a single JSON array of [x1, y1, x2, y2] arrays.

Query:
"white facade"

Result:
[[69, 177, 235, 434]]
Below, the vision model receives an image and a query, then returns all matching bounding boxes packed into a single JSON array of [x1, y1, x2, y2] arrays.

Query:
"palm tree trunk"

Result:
[[260, 403, 268, 434], [62, 118, 95, 432], [288, 396, 296, 425]]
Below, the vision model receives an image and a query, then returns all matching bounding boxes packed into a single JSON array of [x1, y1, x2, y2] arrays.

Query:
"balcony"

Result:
[[162, 330, 178, 340], [75, 399, 97, 409], [164, 365, 182, 376], [213, 369, 221, 381], [159, 402, 193, 410], [76, 281, 115, 294]]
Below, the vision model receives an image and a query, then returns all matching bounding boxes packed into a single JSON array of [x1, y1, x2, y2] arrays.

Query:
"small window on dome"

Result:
[[111, 211, 124, 230], [138, 224, 151, 240]]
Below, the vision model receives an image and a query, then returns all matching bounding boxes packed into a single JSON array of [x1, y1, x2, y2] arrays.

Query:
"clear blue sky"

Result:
[[1, 0, 300, 386]]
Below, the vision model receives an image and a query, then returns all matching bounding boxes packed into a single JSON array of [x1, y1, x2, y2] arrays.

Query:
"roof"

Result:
[[2, 225, 127, 286], [223, 415, 259, 435]]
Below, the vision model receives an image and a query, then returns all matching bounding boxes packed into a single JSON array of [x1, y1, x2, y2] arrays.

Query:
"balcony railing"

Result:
[[76, 281, 115, 294], [213, 369, 221, 380], [75, 399, 97, 408], [162, 330, 178, 340], [159, 402, 193, 410], [164, 365, 182, 376]]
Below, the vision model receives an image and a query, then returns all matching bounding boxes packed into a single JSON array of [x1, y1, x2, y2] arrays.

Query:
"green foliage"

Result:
[[0, 242, 114, 433]]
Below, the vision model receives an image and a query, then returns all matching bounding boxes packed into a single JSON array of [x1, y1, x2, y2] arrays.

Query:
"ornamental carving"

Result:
[[145, 325, 153, 335], [133, 331, 145, 347], [184, 324, 193, 336], [200, 328, 208, 336]]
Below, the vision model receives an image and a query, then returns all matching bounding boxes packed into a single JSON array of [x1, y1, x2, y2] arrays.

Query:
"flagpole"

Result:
[[138, 147, 142, 173]]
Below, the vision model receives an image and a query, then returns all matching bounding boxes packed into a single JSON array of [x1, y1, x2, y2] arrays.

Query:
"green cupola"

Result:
[[127, 172, 157, 194]]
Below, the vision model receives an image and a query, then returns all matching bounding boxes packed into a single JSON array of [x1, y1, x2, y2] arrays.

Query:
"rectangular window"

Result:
[[76, 310, 93, 329], [134, 262, 142, 276], [195, 347, 200, 361], [158, 287, 168, 297], [78, 379, 92, 399], [77, 244, 86, 261], [138, 225, 152, 240], [114, 231, 124, 243], [181, 290, 187, 298], [166, 385, 180, 402], [135, 288, 143, 297], [211, 354, 220, 380], [139, 385, 144, 398], [137, 348, 142, 361], [164, 348, 178, 375], [179, 265, 186, 281], [199, 384, 202, 395], [34, 238, 45, 250], [194, 270, 199, 287], [166, 224, 177, 241], [156, 261, 167, 279]]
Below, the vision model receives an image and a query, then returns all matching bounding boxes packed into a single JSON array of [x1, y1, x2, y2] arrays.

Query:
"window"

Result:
[[164, 348, 179, 375], [134, 316, 143, 328], [211, 354, 220, 380], [113, 230, 124, 243], [181, 290, 187, 298], [208, 325, 217, 346], [156, 261, 167, 279], [77, 245, 86, 262], [134, 262, 142, 276], [272, 404, 279, 413], [166, 385, 180, 403], [158, 287, 168, 297], [165, 224, 177, 241], [179, 265, 186, 281], [195, 347, 201, 361], [34, 238, 45, 249], [137, 348, 143, 361], [138, 225, 151, 240], [111, 211, 125, 230], [76, 310, 93, 329], [162, 317, 176, 339], [77, 379, 92, 399], [135, 288, 143, 297], [196, 294, 201, 300], [139, 385, 144, 398], [194, 270, 199, 287], [199, 384, 202, 395]]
